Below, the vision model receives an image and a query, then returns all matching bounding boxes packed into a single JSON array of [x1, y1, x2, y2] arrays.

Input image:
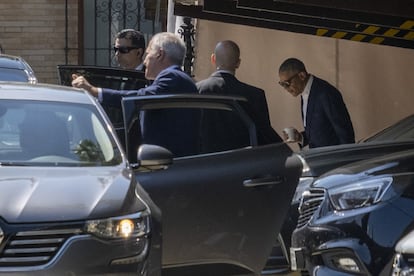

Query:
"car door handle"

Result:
[[243, 176, 284, 187]]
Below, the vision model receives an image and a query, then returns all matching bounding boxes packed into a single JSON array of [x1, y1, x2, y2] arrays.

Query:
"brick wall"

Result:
[[0, 0, 78, 84]]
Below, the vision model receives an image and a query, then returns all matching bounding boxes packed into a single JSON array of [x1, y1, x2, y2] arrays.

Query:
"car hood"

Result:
[[0, 166, 142, 223], [312, 148, 414, 190], [298, 140, 414, 177]]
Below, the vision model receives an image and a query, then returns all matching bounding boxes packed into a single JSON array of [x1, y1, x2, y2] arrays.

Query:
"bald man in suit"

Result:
[[197, 40, 282, 152]]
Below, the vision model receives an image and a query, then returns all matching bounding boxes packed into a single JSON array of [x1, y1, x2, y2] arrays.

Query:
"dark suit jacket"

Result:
[[197, 71, 282, 152], [101, 65, 196, 104], [101, 65, 200, 157], [302, 76, 355, 148]]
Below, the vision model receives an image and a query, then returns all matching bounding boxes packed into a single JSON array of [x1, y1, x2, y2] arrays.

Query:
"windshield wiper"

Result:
[[0, 161, 29, 166]]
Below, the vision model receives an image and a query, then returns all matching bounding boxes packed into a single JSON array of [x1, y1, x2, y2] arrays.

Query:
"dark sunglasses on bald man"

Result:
[[113, 46, 140, 54]]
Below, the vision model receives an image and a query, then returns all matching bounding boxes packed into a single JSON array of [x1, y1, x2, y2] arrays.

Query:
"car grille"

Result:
[[0, 228, 82, 267], [296, 188, 325, 228]]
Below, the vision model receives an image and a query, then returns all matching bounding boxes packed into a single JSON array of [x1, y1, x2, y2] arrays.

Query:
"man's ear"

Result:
[[235, 58, 241, 69], [298, 71, 308, 80], [210, 53, 216, 66]]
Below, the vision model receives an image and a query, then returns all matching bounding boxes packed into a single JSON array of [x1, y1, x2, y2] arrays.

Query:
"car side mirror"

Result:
[[136, 144, 173, 171]]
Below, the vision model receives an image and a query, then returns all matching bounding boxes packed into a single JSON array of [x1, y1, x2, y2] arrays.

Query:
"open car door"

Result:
[[57, 65, 149, 146], [122, 94, 302, 275]]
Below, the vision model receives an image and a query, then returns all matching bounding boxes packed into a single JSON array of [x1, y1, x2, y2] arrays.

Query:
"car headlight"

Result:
[[292, 177, 314, 204], [328, 177, 393, 210], [85, 212, 149, 239]]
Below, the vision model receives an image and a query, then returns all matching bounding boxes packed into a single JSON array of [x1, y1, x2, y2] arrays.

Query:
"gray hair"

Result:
[[149, 32, 186, 65]]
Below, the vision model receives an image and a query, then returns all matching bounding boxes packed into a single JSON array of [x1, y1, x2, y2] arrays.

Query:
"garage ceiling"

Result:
[[174, 0, 414, 49]]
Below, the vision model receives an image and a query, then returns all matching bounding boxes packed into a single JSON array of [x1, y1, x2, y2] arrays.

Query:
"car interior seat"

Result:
[[19, 110, 71, 159]]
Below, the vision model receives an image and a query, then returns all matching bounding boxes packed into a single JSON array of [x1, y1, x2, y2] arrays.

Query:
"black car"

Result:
[[0, 54, 37, 83], [391, 226, 414, 275], [262, 113, 414, 275], [294, 113, 414, 204], [0, 82, 161, 275], [291, 148, 414, 275], [57, 65, 304, 275]]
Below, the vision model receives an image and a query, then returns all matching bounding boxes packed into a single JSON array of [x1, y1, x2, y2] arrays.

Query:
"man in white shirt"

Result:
[[278, 58, 355, 148]]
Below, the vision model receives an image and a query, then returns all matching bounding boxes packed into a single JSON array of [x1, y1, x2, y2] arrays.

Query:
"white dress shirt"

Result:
[[301, 75, 313, 127]]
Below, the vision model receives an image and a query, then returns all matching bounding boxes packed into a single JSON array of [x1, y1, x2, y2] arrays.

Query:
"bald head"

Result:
[[212, 40, 241, 73]]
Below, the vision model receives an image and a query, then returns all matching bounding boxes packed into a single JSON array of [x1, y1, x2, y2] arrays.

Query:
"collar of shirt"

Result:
[[302, 74, 313, 99], [165, 64, 181, 71], [153, 65, 181, 80], [135, 63, 144, 71], [216, 69, 234, 75], [301, 75, 314, 127]]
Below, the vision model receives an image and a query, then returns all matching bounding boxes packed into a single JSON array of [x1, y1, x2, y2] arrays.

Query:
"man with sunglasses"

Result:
[[113, 29, 146, 71], [278, 57, 354, 148], [70, 29, 146, 94], [73, 32, 196, 100], [72, 32, 199, 157]]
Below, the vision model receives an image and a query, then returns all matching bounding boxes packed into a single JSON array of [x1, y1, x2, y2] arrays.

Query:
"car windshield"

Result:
[[0, 100, 122, 166], [0, 68, 30, 82]]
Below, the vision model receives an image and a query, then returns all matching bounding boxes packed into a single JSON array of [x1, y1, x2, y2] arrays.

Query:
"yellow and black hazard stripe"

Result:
[[316, 20, 414, 49], [175, 0, 414, 49]]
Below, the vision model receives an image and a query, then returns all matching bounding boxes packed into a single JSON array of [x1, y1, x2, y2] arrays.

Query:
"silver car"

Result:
[[0, 54, 37, 84], [0, 82, 161, 275]]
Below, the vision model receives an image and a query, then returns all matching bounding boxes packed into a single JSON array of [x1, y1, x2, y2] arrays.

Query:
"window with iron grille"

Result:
[[81, 0, 167, 66]]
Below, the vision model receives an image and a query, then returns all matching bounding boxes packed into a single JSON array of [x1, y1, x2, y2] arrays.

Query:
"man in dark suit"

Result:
[[72, 32, 197, 100], [72, 32, 199, 157], [197, 40, 282, 152], [278, 57, 355, 148]]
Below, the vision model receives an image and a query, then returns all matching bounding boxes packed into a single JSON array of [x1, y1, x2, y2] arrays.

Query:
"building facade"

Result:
[[0, 0, 166, 84], [0, 0, 79, 84]]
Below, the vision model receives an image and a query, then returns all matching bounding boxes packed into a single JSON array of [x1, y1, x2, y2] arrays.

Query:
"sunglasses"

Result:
[[278, 72, 300, 88], [113, 46, 140, 54]]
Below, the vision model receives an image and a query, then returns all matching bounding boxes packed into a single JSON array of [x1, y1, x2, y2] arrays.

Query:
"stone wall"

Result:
[[0, 0, 78, 84]]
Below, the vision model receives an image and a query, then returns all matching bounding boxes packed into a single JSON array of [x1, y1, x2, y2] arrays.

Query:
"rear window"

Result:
[[0, 68, 29, 82]]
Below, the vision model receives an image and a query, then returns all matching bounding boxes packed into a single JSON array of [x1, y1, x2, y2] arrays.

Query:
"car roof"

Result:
[[0, 82, 93, 104], [0, 54, 30, 70], [360, 113, 414, 142]]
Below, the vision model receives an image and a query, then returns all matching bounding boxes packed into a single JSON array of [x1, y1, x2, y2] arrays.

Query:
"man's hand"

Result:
[[71, 74, 99, 97]]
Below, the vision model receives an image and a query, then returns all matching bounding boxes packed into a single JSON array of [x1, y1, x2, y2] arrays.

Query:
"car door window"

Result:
[[139, 107, 201, 158], [0, 68, 30, 82], [134, 107, 253, 157], [124, 98, 257, 159], [199, 108, 251, 154]]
